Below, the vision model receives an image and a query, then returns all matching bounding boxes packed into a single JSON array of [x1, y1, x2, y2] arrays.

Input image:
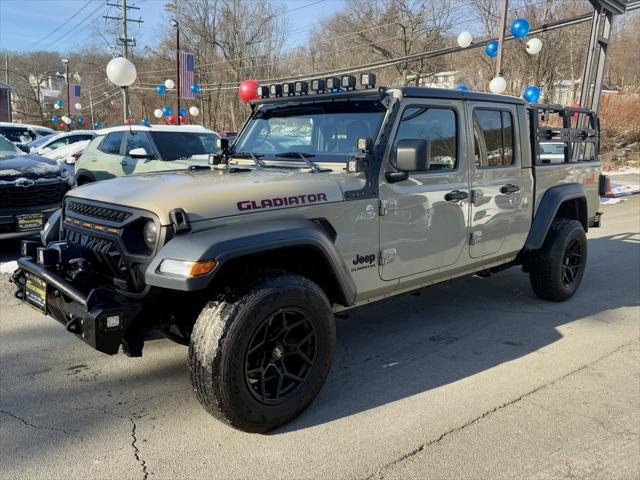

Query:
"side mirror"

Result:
[[396, 139, 431, 172], [128, 147, 153, 159]]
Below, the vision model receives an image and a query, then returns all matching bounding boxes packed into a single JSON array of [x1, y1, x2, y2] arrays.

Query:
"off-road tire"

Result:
[[529, 219, 587, 302], [188, 272, 336, 433]]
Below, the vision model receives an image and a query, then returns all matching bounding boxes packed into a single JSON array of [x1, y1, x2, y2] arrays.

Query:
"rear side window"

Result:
[[393, 106, 458, 171], [99, 132, 123, 154], [69, 135, 93, 144], [473, 110, 515, 168]]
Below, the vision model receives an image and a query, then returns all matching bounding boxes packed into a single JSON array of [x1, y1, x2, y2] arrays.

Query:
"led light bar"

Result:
[[295, 81, 308, 95], [326, 76, 340, 91], [341, 75, 356, 90], [283, 82, 295, 96], [269, 84, 283, 97], [311, 78, 326, 93], [257, 86, 269, 99], [360, 72, 377, 89]]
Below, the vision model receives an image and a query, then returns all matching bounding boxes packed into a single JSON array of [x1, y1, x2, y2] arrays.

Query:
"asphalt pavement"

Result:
[[1, 195, 638, 480]]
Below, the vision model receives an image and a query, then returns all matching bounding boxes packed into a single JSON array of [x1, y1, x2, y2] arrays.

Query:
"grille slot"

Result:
[[65, 201, 131, 223], [64, 229, 126, 281], [0, 181, 69, 208]]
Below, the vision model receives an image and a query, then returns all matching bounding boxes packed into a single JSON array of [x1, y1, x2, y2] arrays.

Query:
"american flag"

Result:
[[69, 84, 81, 114], [179, 51, 195, 99]]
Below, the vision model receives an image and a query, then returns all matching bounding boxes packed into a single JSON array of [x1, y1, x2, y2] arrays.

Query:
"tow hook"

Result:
[[65, 317, 82, 334]]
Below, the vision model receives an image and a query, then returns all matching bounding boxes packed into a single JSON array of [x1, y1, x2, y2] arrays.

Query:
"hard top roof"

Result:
[[252, 86, 526, 107], [96, 124, 215, 135]]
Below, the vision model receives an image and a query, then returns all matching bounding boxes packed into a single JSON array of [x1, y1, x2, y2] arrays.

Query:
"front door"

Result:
[[121, 131, 159, 176], [379, 99, 469, 281], [468, 103, 531, 258]]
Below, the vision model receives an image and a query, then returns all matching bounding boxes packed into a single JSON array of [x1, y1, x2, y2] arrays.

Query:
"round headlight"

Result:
[[143, 221, 157, 250]]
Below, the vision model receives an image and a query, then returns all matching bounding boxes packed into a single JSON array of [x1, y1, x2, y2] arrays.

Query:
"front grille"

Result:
[[65, 201, 131, 223], [0, 181, 69, 208], [63, 228, 126, 279]]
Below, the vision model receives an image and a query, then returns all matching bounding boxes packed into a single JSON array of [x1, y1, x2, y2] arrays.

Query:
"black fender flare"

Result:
[[74, 169, 97, 186], [145, 218, 356, 306], [524, 183, 587, 251]]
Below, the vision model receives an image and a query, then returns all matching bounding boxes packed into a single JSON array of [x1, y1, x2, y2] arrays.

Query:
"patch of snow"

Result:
[[600, 197, 624, 205], [0, 261, 18, 274]]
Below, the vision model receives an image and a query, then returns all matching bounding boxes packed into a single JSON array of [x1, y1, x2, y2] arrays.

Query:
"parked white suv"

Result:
[[74, 125, 220, 185]]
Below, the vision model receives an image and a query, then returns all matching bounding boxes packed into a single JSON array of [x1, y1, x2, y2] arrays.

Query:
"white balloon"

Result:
[[153, 108, 163, 119], [526, 38, 543, 55], [189, 106, 200, 116], [53, 103, 61, 110], [457, 31, 473, 49], [62, 116, 72, 124], [489, 76, 507, 94], [74, 102, 82, 110], [164, 79, 175, 90], [106, 57, 137, 87]]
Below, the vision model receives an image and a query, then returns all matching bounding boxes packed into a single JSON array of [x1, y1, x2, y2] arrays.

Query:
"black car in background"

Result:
[[0, 135, 69, 241]]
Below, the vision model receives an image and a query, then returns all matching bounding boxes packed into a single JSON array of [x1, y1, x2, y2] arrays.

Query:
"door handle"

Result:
[[500, 184, 520, 194], [445, 190, 469, 202], [120, 160, 128, 166]]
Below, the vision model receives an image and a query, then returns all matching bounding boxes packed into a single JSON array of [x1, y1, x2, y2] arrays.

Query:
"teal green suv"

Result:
[[74, 125, 219, 185]]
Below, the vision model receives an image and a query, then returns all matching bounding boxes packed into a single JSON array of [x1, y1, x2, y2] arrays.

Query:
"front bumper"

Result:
[[0, 204, 59, 240], [13, 255, 142, 355]]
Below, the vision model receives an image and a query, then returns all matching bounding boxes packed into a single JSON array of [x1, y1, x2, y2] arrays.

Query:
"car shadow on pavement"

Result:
[[0, 233, 638, 449], [277, 233, 640, 433]]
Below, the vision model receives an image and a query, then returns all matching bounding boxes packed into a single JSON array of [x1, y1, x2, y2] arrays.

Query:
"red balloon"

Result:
[[167, 115, 177, 124], [179, 115, 187, 123], [238, 80, 260, 104]]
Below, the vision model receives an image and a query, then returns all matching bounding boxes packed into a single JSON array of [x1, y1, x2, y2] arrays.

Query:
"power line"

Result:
[[25, 0, 93, 49]]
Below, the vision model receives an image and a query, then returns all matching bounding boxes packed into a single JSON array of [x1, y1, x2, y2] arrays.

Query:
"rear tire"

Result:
[[188, 272, 335, 433], [529, 219, 587, 302]]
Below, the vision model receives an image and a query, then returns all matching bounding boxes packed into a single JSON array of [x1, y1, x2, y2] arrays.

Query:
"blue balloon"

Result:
[[179, 107, 187, 116], [456, 85, 469, 91], [56, 99, 64, 107], [485, 40, 499, 58], [94, 122, 102, 129], [142, 117, 150, 126], [51, 116, 59, 123], [77, 116, 84, 125], [156, 85, 167, 95], [523, 85, 541, 103], [162, 106, 172, 116], [191, 83, 201, 94], [511, 18, 530, 39]]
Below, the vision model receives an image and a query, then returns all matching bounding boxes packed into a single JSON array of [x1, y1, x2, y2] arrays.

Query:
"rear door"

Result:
[[379, 98, 469, 280], [468, 103, 531, 259], [93, 132, 125, 180]]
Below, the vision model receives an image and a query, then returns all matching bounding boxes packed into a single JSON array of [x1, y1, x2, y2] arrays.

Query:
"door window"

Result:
[[473, 110, 514, 168], [126, 131, 156, 157], [98, 132, 124, 154], [393, 107, 457, 171], [46, 138, 70, 149]]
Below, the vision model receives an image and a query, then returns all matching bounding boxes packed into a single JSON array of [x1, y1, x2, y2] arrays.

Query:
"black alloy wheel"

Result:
[[245, 307, 317, 403]]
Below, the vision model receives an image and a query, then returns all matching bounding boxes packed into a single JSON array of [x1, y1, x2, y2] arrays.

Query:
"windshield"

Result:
[[232, 101, 386, 163], [0, 135, 18, 154], [27, 133, 56, 149], [150, 131, 219, 161], [0, 126, 36, 144]]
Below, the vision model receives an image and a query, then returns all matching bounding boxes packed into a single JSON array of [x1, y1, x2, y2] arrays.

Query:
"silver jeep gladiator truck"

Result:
[[12, 80, 603, 432]]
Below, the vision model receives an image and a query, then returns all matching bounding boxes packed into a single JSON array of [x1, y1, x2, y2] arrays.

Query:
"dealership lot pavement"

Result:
[[1, 196, 638, 480]]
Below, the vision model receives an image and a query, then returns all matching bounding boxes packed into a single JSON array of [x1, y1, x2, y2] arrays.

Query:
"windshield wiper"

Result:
[[233, 151, 266, 169], [274, 151, 322, 173]]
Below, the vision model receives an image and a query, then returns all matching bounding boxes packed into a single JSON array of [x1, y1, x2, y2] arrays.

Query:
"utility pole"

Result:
[[62, 58, 70, 129], [89, 89, 95, 126], [104, 0, 142, 121], [495, 0, 510, 78], [4, 53, 8, 83], [171, 19, 180, 125]]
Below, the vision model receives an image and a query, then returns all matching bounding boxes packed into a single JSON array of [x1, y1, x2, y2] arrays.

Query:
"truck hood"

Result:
[[0, 152, 68, 183], [68, 168, 345, 225]]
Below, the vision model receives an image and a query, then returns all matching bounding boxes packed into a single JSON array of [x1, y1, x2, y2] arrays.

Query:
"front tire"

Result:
[[529, 219, 587, 302], [188, 273, 336, 433]]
